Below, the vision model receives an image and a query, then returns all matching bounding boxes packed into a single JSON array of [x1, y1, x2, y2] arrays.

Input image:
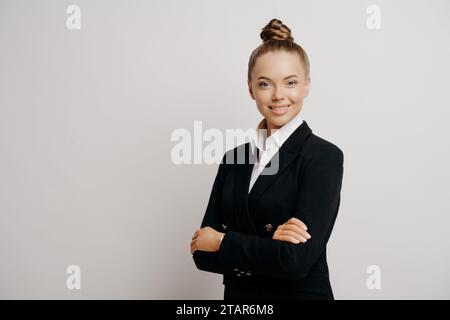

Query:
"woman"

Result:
[[190, 18, 344, 300]]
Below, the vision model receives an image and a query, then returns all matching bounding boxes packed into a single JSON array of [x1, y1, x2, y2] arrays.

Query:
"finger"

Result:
[[280, 224, 311, 239], [274, 229, 304, 243], [280, 230, 308, 242], [191, 242, 197, 254], [273, 231, 305, 244], [280, 230, 307, 243], [278, 234, 301, 244], [288, 217, 308, 230], [278, 224, 309, 240], [192, 234, 198, 241]]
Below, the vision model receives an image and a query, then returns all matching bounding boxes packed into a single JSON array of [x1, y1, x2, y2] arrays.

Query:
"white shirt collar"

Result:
[[249, 112, 304, 153]]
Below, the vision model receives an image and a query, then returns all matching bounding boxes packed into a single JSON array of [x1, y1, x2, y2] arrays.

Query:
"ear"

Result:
[[303, 76, 311, 98], [247, 79, 255, 100]]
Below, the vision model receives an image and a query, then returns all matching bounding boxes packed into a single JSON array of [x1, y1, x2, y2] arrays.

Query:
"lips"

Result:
[[269, 105, 290, 109], [269, 104, 291, 115]]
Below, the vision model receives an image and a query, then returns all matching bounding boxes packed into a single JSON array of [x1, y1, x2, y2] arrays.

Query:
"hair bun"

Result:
[[260, 18, 294, 43]]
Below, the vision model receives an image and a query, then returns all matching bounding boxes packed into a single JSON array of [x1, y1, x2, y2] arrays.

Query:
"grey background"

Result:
[[1, 0, 449, 299]]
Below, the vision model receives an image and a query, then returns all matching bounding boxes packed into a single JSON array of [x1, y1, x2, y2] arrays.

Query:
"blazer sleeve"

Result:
[[192, 153, 228, 275], [218, 146, 344, 280]]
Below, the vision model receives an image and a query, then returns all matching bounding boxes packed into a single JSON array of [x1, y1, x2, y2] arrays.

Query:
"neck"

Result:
[[266, 119, 281, 137]]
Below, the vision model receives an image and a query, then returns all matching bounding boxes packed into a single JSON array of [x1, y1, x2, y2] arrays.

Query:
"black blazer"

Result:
[[193, 121, 344, 300]]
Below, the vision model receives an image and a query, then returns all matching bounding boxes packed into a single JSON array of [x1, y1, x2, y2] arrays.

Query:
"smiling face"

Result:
[[248, 50, 310, 132]]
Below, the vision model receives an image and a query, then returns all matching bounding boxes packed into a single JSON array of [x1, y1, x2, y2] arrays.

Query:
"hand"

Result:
[[272, 217, 311, 244], [190, 226, 225, 254]]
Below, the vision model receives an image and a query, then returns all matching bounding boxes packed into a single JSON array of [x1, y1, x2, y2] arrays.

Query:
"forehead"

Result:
[[252, 50, 304, 79]]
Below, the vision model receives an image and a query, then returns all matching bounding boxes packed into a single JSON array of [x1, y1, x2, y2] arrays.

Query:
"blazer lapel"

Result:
[[249, 121, 312, 204], [231, 121, 313, 235]]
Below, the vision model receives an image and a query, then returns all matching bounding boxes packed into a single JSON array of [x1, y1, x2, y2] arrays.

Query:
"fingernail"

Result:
[[295, 240, 300, 244]]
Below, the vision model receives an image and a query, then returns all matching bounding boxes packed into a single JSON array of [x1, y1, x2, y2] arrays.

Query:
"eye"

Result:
[[258, 81, 270, 88], [287, 80, 298, 87]]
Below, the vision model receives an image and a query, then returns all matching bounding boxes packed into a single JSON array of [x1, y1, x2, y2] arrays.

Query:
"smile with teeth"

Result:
[[269, 104, 291, 115]]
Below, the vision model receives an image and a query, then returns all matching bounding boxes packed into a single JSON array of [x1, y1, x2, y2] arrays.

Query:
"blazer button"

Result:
[[265, 224, 273, 232], [221, 224, 227, 230]]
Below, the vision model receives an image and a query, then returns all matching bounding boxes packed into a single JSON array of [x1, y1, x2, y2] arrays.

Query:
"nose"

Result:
[[272, 86, 286, 102]]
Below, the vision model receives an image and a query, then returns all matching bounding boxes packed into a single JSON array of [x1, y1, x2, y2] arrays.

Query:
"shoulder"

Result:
[[303, 133, 344, 165], [220, 143, 251, 165]]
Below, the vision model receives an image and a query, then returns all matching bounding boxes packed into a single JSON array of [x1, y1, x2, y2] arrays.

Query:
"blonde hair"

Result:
[[247, 19, 310, 82]]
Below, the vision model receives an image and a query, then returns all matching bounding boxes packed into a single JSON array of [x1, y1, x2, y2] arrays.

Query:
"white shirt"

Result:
[[248, 112, 304, 193]]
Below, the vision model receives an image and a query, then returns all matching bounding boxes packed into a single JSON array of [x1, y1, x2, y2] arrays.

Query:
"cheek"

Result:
[[287, 89, 304, 103], [254, 90, 272, 104]]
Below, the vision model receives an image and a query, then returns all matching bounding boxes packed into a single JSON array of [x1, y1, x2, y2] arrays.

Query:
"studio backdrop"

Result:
[[0, 0, 449, 299]]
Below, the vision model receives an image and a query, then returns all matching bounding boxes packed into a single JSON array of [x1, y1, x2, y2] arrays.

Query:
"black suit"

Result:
[[193, 121, 344, 300]]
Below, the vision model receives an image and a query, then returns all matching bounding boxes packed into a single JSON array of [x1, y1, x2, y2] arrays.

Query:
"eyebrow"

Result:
[[257, 75, 298, 81]]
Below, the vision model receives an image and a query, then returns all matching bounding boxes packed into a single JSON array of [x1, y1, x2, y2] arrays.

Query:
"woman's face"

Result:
[[248, 50, 310, 131]]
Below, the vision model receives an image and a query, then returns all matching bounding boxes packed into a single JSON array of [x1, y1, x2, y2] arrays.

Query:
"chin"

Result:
[[267, 116, 289, 127]]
